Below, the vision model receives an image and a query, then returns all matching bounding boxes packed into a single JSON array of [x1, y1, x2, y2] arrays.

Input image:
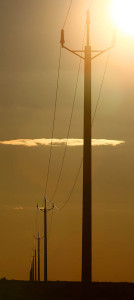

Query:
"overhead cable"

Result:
[[54, 159, 83, 210], [63, 0, 73, 29], [54, 50, 111, 210], [44, 46, 62, 197], [44, 0, 73, 199], [51, 23, 86, 203], [92, 50, 111, 126]]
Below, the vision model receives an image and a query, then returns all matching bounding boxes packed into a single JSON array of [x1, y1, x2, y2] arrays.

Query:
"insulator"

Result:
[[60, 29, 65, 47]]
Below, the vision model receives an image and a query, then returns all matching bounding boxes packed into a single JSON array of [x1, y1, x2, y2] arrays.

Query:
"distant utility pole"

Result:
[[30, 252, 35, 281], [34, 232, 40, 281], [34, 247, 36, 281], [31, 254, 34, 281], [60, 10, 116, 283], [29, 264, 33, 281], [38, 232, 40, 282], [39, 199, 54, 283]]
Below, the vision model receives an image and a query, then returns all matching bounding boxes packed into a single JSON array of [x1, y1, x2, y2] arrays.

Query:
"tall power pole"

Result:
[[34, 247, 36, 281], [29, 264, 33, 281], [32, 255, 34, 281], [38, 232, 40, 282], [39, 199, 54, 282], [60, 10, 115, 283], [34, 232, 40, 281], [44, 198, 47, 283], [82, 10, 91, 282]]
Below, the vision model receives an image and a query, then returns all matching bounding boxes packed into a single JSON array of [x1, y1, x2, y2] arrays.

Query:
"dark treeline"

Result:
[[1, 280, 134, 300]]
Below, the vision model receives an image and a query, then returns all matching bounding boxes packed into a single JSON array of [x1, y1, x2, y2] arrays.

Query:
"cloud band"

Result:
[[0, 138, 125, 147]]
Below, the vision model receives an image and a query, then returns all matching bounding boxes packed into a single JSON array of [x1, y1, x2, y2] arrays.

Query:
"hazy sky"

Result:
[[1, 0, 134, 282]]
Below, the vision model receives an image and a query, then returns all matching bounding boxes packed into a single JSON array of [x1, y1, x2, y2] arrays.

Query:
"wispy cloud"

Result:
[[0, 138, 125, 147], [13, 206, 24, 210], [92, 139, 125, 147]]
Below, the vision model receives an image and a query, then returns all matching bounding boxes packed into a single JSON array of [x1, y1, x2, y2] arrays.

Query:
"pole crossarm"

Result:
[[60, 27, 116, 61], [34, 235, 44, 241], [91, 45, 114, 60], [73, 50, 85, 53], [62, 45, 84, 60], [39, 204, 54, 213], [37, 201, 54, 213], [62, 45, 114, 61], [34, 234, 44, 241]]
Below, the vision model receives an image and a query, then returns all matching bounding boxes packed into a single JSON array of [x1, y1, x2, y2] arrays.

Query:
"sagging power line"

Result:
[[30, 2, 115, 283], [60, 10, 116, 283]]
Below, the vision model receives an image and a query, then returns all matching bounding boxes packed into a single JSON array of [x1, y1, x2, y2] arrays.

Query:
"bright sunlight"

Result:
[[111, 0, 134, 36]]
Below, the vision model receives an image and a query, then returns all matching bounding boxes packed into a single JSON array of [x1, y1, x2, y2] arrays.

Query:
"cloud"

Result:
[[0, 138, 125, 147], [92, 139, 125, 147], [13, 206, 24, 210]]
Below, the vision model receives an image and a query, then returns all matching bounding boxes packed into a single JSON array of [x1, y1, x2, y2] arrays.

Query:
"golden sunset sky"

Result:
[[1, 0, 134, 282]]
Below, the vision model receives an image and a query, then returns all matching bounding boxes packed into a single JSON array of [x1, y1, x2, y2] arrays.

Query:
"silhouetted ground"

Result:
[[1, 279, 134, 299]]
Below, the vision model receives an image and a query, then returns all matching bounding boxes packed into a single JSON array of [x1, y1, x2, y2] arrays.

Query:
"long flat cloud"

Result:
[[0, 138, 125, 147], [13, 206, 24, 210]]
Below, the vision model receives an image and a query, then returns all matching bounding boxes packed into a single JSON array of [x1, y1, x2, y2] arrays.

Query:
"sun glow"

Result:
[[111, 0, 134, 36]]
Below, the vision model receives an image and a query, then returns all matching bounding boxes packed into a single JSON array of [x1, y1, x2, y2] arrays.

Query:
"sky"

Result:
[[1, 0, 134, 282]]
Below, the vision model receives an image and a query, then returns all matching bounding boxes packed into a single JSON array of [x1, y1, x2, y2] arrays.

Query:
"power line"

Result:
[[47, 209, 54, 239], [92, 50, 111, 126], [43, 0, 73, 199], [54, 158, 83, 210], [50, 53, 81, 202], [42, 0, 110, 217], [31, 0, 74, 278], [44, 46, 62, 197], [63, 0, 73, 29], [54, 49, 111, 210], [49, 1, 95, 205], [50, 24, 86, 203]]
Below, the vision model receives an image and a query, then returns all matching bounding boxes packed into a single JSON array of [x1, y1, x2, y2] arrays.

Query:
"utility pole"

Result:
[[44, 198, 47, 283], [39, 199, 54, 283], [32, 254, 34, 281], [38, 232, 40, 282], [30, 250, 35, 281], [60, 10, 115, 283], [34, 247, 36, 281], [30, 264, 32, 281], [34, 232, 40, 281], [82, 10, 91, 283]]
